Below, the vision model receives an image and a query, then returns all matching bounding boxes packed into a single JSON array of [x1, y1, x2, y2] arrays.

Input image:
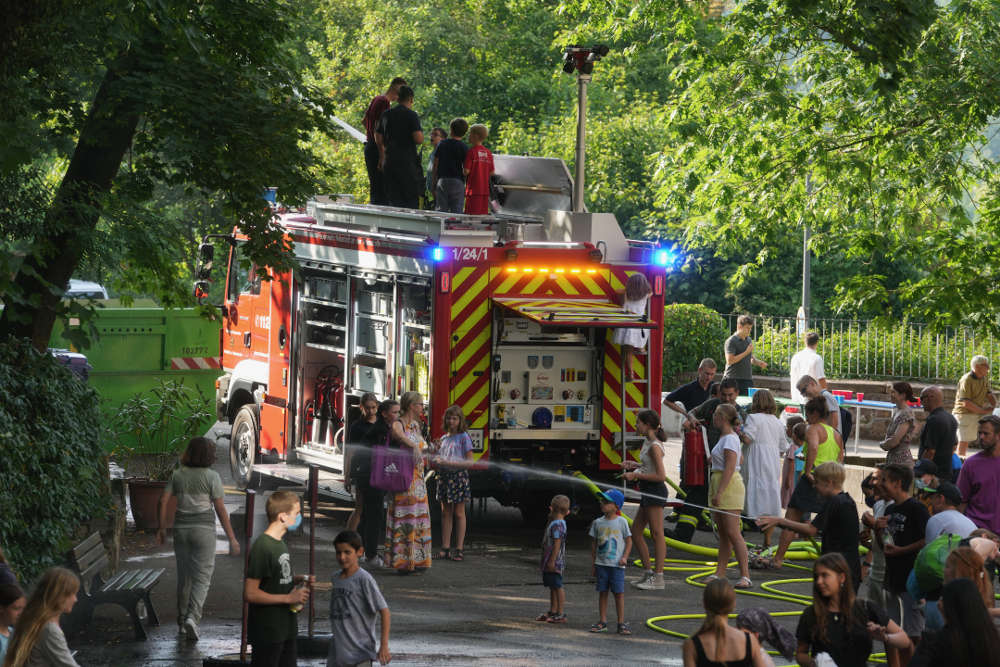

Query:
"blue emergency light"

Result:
[[431, 246, 446, 262], [653, 248, 676, 267]]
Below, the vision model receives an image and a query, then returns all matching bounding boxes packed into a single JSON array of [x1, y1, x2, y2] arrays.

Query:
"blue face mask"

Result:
[[286, 514, 302, 531]]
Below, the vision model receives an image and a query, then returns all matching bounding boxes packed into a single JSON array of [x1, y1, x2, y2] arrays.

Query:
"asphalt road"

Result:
[[68, 426, 814, 666]]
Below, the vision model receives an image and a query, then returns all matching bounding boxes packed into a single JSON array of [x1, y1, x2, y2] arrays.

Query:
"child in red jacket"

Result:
[[463, 124, 494, 215]]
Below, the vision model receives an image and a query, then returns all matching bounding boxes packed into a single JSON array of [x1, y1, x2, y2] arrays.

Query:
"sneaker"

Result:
[[628, 570, 654, 586], [636, 574, 665, 590], [183, 617, 199, 642], [367, 555, 385, 569]]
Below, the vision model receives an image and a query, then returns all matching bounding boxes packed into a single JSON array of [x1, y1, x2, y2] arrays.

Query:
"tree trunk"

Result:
[[0, 56, 141, 351]]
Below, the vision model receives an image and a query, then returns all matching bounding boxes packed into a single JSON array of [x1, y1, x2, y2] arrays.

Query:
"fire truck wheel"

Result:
[[231, 405, 260, 490]]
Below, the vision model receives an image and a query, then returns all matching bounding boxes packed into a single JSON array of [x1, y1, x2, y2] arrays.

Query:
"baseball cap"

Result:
[[599, 488, 625, 510], [917, 479, 963, 505], [913, 459, 938, 477]]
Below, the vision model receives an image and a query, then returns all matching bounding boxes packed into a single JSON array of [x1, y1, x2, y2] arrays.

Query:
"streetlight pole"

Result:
[[573, 73, 591, 213], [801, 172, 812, 324]]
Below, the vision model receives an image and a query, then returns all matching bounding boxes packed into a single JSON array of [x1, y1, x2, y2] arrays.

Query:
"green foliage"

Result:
[[1, 0, 332, 347], [567, 0, 1000, 330], [0, 338, 109, 582], [108, 379, 213, 480], [742, 316, 1000, 384], [662, 303, 729, 380]]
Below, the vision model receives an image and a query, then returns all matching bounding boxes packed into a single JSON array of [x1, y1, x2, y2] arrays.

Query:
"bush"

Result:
[[662, 304, 730, 381], [0, 338, 110, 581]]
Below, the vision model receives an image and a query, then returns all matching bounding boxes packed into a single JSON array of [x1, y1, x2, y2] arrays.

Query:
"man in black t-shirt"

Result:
[[878, 462, 929, 661], [758, 461, 861, 587], [433, 117, 469, 213], [918, 385, 958, 481], [375, 85, 424, 209], [663, 358, 716, 422]]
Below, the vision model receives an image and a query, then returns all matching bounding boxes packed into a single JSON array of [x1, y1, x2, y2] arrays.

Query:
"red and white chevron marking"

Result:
[[170, 356, 221, 370]]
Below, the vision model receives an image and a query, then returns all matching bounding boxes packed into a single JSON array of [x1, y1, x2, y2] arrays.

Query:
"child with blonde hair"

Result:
[[759, 461, 862, 588], [432, 405, 475, 561], [536, 495, 571, 624], [4, 567, 80, 667], [612, 273, 652, 380], [463, 124, 494, 215]]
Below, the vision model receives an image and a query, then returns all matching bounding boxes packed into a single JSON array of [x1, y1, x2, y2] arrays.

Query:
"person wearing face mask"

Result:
[[244, 491, 312, 667]]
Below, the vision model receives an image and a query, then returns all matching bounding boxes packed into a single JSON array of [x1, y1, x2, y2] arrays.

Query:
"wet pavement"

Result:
[[66, 425, 847, 665]]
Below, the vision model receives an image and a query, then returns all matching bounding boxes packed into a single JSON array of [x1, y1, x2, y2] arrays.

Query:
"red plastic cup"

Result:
[[856, 392, 864, 402]]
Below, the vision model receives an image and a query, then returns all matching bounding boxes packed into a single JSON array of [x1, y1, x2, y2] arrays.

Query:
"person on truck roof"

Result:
[[376, 85, 424, 210], [363, 77, 406, 205]]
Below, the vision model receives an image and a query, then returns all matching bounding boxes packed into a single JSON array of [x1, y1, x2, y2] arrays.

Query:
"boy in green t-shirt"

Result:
[[244, 491, 311, 666]]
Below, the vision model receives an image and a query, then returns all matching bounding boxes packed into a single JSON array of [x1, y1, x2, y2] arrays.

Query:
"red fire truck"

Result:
[[197, 156, 669, 517]]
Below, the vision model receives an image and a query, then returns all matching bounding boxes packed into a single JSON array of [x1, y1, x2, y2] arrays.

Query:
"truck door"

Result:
[[260, 269, 293, 456]]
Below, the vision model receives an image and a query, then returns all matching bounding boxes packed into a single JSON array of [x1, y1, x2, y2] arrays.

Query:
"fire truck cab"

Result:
[[201, 155, 667, 516]]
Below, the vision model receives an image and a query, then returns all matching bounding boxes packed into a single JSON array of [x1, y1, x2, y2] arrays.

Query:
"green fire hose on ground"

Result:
[[572, 471, 888, 666]]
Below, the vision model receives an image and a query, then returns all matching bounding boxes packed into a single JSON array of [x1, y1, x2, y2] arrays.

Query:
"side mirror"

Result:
[[197, 243, 215, 280]]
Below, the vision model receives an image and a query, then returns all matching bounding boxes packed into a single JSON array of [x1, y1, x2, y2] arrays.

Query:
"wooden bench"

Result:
[[65, 533, 164, 640]]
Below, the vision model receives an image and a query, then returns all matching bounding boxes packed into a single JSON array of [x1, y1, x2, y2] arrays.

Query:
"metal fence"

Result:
[[720, 314, 1000, 385]]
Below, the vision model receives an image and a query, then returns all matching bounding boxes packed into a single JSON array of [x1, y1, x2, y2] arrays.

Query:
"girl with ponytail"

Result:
[[623, 409, 669, 590], [683, 578, 770, 666]]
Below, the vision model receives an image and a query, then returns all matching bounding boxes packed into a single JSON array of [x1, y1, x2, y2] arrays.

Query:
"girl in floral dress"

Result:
[[432, 405, 475, 561], [385, 391, 433, 572]]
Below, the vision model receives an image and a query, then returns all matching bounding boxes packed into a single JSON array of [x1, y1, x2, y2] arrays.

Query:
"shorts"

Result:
[[886, 591, 924, 638], [788, 476, 825, 513], [956, 412, 981, 442], [594, 564, 625, 594], [709, 470, 745, 511], [542, 571, 563, 589], [639, 481, 669, 507]]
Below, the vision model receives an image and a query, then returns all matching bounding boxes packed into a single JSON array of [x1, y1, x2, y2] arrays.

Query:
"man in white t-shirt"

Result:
[[789, 331, 826, 404]]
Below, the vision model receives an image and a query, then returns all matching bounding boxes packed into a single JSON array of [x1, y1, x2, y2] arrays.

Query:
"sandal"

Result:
[[734, 576, 753, 589], [748, 555, 781, 570], [617, 622, 632, 636], [546, 613, 567, 624], [702, 574, 722, 584], [437, 549, 451, 560], [589, 621, 608, 633], [536, 611, 555, 622], [451, 549, 464, 562]]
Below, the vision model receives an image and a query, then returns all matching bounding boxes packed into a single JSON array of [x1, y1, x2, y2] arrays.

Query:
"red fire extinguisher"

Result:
[[682, 426, 708, 486]]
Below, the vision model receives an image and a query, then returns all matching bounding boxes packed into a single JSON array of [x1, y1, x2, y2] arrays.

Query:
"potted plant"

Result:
[[108, 379, 212, 531]]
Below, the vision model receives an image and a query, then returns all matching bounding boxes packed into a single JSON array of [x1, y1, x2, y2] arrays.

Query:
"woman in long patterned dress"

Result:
[[385, 391, 433, 572], [880, 381, 916, 467]]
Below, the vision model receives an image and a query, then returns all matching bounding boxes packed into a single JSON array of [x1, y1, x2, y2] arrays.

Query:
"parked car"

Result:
[[66, 279, 109, 300]]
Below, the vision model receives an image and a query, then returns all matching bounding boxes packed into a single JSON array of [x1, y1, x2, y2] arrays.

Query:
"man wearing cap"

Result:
[[918, 479, 977, 541], [957, 415, 1000, 534], [952, 355, 996, 457], [918, 386, 958, 481]]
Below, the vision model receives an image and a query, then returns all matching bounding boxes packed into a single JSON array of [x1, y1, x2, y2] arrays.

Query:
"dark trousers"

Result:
[[384, 165, 420, 209], [673, 483, 708, 542], [358, 481, 386, 557], [364, 142, 386, 205], [250, 638, 296, 667]]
